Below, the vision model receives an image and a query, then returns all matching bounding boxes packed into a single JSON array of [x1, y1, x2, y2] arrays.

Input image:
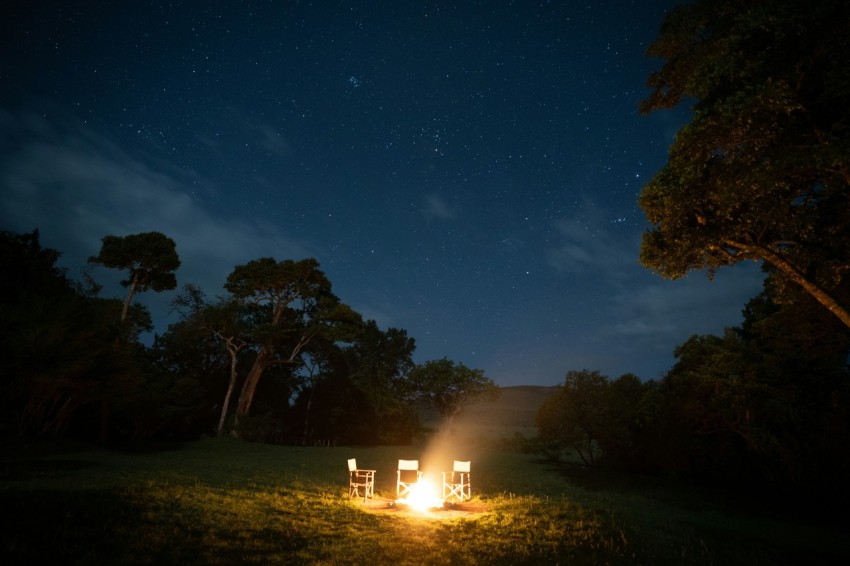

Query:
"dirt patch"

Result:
[[355, 497, 489, 519]]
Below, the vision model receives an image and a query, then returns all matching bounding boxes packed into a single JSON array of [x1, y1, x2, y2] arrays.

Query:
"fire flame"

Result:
[[397, 478, 443, 512]]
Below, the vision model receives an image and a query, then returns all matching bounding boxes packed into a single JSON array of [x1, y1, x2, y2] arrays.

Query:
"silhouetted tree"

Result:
[[597, 373, 651, 470], [639, 0, 850, 328], [0, 229, 141, 438], [89, 231, 180, 321], [224, 258, 361, 428], [345, 320, 417, 443], [637, 277, 850, 508], [536, 370, 610, 467], [408, 358, 499, 426], [148, 321, 229, 437], [172, 284, 250, 435]]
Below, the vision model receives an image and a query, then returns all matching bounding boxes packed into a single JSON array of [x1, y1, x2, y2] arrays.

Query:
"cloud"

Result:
[[423, 193, 455, 220], [486, 264, 765, 384], [256, 122, 291, 157], [0, 107, 316, 329], [600, 264, 766, 344], [608, 318, 677, 336], [532, 197, 766, 382], [194, 113, 291, 162], [545, 210, 639, 279]]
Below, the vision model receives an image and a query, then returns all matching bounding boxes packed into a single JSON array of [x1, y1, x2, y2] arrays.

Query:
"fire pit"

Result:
[[394, 478, 444, 512]]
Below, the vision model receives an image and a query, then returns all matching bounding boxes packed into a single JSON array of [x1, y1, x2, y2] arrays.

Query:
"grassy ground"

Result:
[[1, 434, 848, 565]]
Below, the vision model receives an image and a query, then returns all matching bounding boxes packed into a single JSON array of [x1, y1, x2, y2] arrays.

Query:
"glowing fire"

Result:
[[396, 478, 444, 512]]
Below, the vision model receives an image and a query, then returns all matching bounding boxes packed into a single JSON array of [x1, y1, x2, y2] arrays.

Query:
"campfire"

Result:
[[394, 477, 444, 512], [356, 458, 486, 518]]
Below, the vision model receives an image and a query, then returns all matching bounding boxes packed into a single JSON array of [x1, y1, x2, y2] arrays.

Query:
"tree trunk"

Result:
[[301, 363, 319, 445], [121, 276, 139, 322], [302, 388, 315, 445], [218, 344, 240, 435], [729, 240, 850, 329], [235, 351, 270, 417], [236, 332, 315, 419]]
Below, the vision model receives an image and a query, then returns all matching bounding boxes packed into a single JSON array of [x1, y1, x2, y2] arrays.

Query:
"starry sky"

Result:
[[0, 1, 765, 386]]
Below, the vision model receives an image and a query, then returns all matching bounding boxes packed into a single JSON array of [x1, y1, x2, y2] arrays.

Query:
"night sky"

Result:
[[0, 1, 765, 386]]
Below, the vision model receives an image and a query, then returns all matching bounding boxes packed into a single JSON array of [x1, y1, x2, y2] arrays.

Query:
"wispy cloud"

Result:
[[0, 107, 315, 325], [600, 264, 766, 345], [545, 210, 640, 276], [533, 197, 766, 381], [423, 193, 455, 220], [256, 122, 291, 157]]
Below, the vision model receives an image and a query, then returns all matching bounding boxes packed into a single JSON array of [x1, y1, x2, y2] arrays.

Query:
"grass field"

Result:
[[1, 387, 848, 565]]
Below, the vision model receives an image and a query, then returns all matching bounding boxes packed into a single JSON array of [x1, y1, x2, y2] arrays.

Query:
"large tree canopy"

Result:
[[224, 257, 361, 420], [346, 320, 416, 413], [638, 0, 850, 327], [1, 230, 145, 437], [89, 231, 181, 321]]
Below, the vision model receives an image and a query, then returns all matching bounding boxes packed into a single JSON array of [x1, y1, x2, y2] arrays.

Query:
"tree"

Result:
[[734, 283, 850, 497], [89, 232, 180, 321], [638, 0, 850, 328], [345, 320, 417, 444], [598, 373, 651, 470], [408, 358, 499, 425], [172, 284, 249, 435], [148, 319, 229, 438], [535, 370, 610, 467], [287, 320, 417, 445], [224, 257, 361, 424], [0, 229, 143, 438]]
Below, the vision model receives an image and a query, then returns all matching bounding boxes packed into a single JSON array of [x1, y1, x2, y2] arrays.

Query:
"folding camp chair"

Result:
[[347, 458, 375, 501], [396, 459, 423, 498], [442, 460, 471, 502]]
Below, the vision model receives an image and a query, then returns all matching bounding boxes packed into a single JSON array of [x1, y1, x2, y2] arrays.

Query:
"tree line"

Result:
[[537, 279, 850, 511], [0, 229, 498, 445]]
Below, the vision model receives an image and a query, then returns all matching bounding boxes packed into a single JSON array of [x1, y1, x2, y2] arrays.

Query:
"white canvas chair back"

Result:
[[347, 458, 375, 502], [442, 460, 471, 502], [396, 459, 422, 497]]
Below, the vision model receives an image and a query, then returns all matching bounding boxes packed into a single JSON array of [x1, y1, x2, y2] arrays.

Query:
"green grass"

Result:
[[1, 437, 847, 565]]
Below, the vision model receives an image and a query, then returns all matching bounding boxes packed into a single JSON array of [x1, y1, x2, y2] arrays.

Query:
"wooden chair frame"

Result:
[[396, 459, 423, 498], [348, 458, 375, 501], [442, 460, 471, 502]]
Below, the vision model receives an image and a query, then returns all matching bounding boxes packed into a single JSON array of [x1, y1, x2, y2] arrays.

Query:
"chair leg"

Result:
[[350, 481, 373, 501]]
